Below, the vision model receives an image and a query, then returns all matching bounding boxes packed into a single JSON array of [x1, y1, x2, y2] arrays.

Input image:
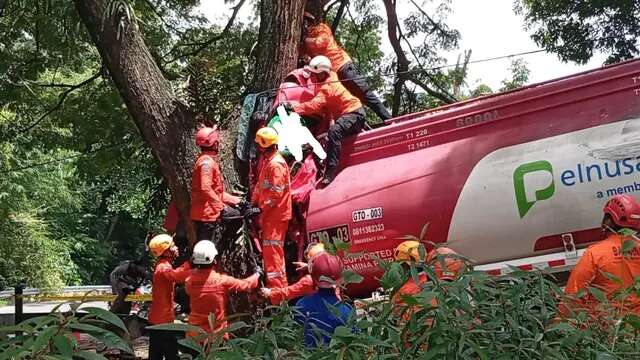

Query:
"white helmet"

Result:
[[192, 240, 218, 265], [308, 56, 332, 74]]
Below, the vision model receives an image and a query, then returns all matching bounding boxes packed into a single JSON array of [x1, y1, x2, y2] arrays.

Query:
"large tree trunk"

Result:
[[251, 0, 305, 92], [75, 0, 198, 246]]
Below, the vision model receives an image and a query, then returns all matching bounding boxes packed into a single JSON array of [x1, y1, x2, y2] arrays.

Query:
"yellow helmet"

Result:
[[304, 242, 326, 261], [255, 127, 278, 148], [394, 240, 422, 263], [148, 234, 174, 257]]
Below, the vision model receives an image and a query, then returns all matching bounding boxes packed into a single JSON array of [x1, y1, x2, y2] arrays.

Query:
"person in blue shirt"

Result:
[[295, 252, 353, 347]]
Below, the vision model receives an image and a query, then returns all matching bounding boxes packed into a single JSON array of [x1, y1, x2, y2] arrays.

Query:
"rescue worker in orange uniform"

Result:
[[252, 127, 292, 289], [191, 126, 240, 244], [185, 240, 261, 342], [301, 12, 391, 121], [147, 234, 191, 360], [392, 241, 464, 322], [260, 242, 327, 304], [563, 194, 640, 317], [293, 56, 366, 185]]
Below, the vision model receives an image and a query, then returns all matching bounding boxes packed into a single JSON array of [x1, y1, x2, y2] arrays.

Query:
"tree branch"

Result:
[[345, 4, 362, 61], [161, 0, 246, 64], [408, 0, 450, 39], [331, 0, 348, 33], [383, 0, 455, 107], [408, 77, 453, 104], [142, 0, 186, 37], [400, 33, 457, 103], [17, 71, 101, 133]]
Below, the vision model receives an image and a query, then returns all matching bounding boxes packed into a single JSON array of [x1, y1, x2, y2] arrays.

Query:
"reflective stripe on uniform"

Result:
[[265, 199, 274, 207], [263, 239, 283, 247], [262, 180, 286, 193], [267, 270, 286, 279]]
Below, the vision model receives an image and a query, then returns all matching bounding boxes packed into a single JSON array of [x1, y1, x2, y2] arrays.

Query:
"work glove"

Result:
[[254, 266, 264, 278], [237, 198, 251, 213], [243, 206, 262, 219], [282, 102, 295, 113], [259, 287, 272, 298], [122, 284, 137, 295]]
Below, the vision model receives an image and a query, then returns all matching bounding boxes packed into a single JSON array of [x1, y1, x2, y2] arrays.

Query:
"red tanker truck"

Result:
[[240, 58, 640, 297]]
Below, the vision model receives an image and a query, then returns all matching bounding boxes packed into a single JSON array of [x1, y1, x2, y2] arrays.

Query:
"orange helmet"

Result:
[[148, 234, 173, 257], [394, 241, 422, 263], [255, 127, 278, 148], [304, 242, 326, 262], [427, 247, 464, 281]]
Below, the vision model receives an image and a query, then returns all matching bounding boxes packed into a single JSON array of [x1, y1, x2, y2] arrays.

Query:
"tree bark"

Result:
[[250, 0, 306, 92], [75, 0, 198, 246], [383, 0, 455, 114]]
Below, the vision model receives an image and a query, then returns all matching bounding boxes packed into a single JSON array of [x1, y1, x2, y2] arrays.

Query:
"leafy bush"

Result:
[[150, 257, 640, 359], [5, 243, 640, 359], [0, 302, 132, 359]]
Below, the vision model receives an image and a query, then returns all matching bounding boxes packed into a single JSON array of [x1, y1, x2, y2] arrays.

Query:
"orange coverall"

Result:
[[252, 151, 292, 290], [302, 23, 351, 73], [564, 233, 640, 316], [267, 274, 314, 304], [392, 273, 439, 323], [148, 259, 191, 325], [185, 268, 259, 339], [294, 72, 362, 121], [190, 151, 239, 222]]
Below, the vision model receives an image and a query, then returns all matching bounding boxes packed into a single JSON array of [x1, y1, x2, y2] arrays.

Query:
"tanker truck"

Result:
[[238, 58, 640, 297]]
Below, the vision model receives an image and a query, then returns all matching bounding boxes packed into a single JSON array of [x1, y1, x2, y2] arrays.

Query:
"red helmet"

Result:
[[195, 127, 220, 148], [309, 253, 342, 289], [603, 194, 640, 229]]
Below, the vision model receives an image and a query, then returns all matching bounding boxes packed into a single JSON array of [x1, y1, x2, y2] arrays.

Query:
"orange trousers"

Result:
[[261, 220, 289, 295]]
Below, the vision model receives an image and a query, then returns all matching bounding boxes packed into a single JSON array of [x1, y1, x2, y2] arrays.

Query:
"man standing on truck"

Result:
[[300, 12, 391, 121], [191, 126, 240, 244], [563, 194, 640, 317], [252, 127, 292, 289], [293, 56, 366, 185], [260, 242, 327, 304], [147, 234, 190, 360]]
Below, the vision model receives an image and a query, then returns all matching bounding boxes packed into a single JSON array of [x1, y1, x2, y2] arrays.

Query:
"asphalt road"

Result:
[[0, 301, 109, 326]]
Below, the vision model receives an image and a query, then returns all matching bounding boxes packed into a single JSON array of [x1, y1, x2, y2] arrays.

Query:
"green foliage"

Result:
[[133, 257, 640, 359], [501, 58, 531, 91], [515, 0, 640, 64], [0, 0, 536, 289], [186, 24, 259, 124], [0, 300, 132, 359]]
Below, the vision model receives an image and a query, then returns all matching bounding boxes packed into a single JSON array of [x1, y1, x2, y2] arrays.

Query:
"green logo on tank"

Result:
[[513, 160, 555, 218]]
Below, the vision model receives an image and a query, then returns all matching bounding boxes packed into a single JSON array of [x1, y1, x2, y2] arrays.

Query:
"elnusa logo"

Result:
[[513, 158, 640, 218]]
